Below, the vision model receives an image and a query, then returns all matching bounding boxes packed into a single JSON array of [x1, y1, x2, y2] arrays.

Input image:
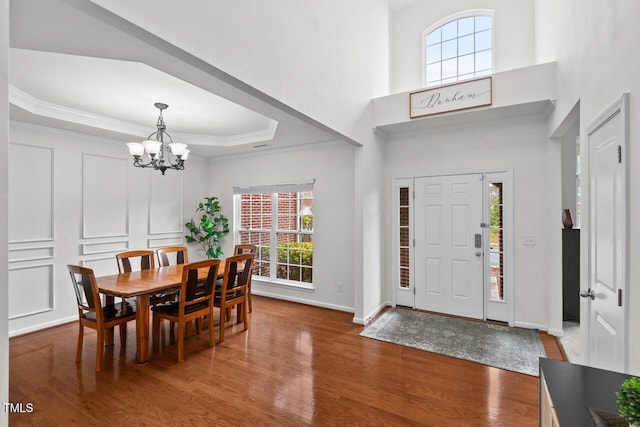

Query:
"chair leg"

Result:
[[248, 280, 252, 313], [218, 306, 225, 344], [96, 329, 104, 372], [169, 321, 175, 343], [152, 314, 160, 352], [208, 311, 215, 347], [242, 300, 248, 331], [76, 323, 84, 363], [119, 323, 127, 346], [177, 320, 184, 362]]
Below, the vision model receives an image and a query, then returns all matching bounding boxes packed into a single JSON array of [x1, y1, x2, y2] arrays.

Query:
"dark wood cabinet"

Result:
[[540, 358, 631, 426], [562, 229, 580, 322]]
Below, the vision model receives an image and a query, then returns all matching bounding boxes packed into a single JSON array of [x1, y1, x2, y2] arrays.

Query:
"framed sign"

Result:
[[409, 77, 492, 119]]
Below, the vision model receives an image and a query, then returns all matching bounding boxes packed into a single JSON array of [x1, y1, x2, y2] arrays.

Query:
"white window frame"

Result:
[[484, 170, 513, 325], [233, 180, 314, 290], [422, 9, 495, 88]]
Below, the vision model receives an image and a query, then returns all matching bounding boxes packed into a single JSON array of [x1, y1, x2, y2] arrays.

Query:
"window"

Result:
[[234, 182, 314, 287], [398, 187, 410, 289], [424, 14, 493, 87], [488, 182, 504, 302]]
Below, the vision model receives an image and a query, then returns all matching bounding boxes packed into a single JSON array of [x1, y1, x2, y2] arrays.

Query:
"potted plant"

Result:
[[185, 196, 230, 259], [617, 377, 640, 426]]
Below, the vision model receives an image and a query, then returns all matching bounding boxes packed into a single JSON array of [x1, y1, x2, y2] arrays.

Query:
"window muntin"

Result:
[[424, 15, 493, 87], [236, 190, 313, 286]]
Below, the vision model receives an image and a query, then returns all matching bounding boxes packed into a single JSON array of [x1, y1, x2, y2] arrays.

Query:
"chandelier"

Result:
[[126, 102, 189, 175]]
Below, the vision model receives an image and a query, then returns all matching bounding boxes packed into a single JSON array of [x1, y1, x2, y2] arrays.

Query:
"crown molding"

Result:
[[9, 85, 278, 146]]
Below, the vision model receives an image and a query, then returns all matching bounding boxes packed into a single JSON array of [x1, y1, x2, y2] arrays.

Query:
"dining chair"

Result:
[[151, 259, 220, 362], [116, 250, 177, 306], [215, 253, 253, 343], [67, 264, 136, 372], [156, 245, 189, 267], [116, 249, 155, 273], [233, 244, 256, 312]]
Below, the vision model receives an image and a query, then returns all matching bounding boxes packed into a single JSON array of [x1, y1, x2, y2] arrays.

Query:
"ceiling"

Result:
[[8, 0, 351, 159]]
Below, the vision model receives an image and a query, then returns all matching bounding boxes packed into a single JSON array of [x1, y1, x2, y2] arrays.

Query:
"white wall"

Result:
[[543, 0, 640, 375], [1, 0, 9, 424], [208, 142, 356, 313], [391, 0, 536, 93], [90, 0, 390, 147], [354, 134, 387, 323], [7, 123, 209, 336], [384, 115, 556, 330]]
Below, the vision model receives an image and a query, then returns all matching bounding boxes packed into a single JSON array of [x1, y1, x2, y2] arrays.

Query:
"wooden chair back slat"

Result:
[[116, 250, 155, 273], [68, 265, 101, 314], [156, 246, 189, 267]]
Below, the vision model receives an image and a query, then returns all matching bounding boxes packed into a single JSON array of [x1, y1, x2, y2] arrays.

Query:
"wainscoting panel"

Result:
[[82, 240, 129, 255], [8, 263, 54, 319], [81, 256, 119, 277], [9, 143, 54, 243], [148, 236, 184, 248], [82, 153, 129, 239], [149, 171, 183, 234], [8, 245, 54, 263]]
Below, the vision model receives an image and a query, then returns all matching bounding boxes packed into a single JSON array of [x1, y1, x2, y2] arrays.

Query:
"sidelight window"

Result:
[[488, 182, 504, 302]]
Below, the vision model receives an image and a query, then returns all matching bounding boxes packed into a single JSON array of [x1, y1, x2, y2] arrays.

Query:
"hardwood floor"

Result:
[[9, 296, 564, 426]]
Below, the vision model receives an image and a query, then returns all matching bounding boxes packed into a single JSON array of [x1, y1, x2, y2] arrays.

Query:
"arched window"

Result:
[[423, 14, 493, 87]]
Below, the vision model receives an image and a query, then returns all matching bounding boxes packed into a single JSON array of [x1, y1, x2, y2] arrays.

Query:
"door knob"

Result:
[[579, 289, 595, 300], [475, 251, 482, 257]]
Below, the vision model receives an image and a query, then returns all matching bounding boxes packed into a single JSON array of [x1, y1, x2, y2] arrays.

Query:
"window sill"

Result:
[[252, 277, 315, 292]]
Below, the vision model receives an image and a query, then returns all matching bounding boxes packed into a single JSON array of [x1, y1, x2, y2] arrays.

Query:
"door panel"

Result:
[[587, 96, 627, 372], [415, 174, 483, 319]]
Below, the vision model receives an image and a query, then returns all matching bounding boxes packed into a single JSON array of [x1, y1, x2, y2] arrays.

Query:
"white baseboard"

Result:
[[359, 301, 390, 326], [547, 328, 564, 337], [9, 315, 77, 338], [514, 321, 548, 331], [251, 290, 354, 314]]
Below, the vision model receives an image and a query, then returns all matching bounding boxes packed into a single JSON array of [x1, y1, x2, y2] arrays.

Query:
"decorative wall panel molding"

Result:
[[8, 245, 54, 263], [148, 236, 184, 248], [81, 256, 119, 277], [82, 240, 129, 255], [9, 143, 54, 243], [8, 263, 54, 319], [82, 153, 129, 239], [148, 170, 183, 235]]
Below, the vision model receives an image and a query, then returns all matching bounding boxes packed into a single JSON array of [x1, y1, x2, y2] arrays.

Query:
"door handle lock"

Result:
[[579, 289, 595, 300]]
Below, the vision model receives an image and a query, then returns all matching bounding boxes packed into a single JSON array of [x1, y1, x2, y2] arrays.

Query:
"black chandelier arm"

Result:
[[131, 156, 157, 168], [131, 156, 185, 175]]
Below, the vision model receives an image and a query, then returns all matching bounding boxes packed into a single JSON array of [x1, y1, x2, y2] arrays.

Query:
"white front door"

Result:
[[414, 174, 484, 319], [586, 94, 628, 372]]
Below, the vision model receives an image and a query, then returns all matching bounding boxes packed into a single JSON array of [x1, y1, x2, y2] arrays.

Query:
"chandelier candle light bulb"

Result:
[[142, 140, 162, 156], [126, 102, 188, 175], [169, 142, 187, 157]]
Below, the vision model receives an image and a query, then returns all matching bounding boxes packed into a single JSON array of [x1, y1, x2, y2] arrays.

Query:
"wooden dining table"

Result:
[[95, 261, 226, 365]]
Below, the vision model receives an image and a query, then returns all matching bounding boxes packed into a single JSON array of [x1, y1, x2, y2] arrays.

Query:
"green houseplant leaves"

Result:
[[617, 377, 640, 425], [185, 196, 230, 259]]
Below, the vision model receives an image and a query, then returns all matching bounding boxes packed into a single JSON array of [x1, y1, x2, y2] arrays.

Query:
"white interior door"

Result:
[[586, 95, 628, 372], [414, 174, 484, 319]]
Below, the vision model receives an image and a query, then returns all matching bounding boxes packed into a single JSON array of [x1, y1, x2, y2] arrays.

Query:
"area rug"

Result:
[[360, 308, 546, 376]]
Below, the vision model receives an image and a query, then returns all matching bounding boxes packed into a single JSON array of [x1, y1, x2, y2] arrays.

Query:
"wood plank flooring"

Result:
[[9, 296, 564, 426]]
